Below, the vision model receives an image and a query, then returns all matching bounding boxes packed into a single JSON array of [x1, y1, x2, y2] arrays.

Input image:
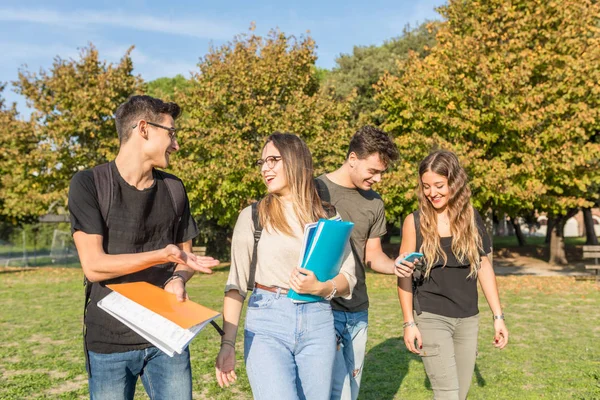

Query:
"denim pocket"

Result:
[[247, 293, 275, 310]]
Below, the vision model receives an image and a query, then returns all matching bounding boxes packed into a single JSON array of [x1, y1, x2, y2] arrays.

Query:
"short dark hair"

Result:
[[115, 95, 181, 144], [347, 126, 399, 167]]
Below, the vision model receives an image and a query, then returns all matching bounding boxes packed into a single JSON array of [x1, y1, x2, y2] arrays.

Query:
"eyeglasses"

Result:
[[255, 156, 282, 169], [132, 121, 178, 140]]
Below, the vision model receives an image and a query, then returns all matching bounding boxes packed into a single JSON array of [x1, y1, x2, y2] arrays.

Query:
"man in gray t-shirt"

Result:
[[316, 126, 410, 400]]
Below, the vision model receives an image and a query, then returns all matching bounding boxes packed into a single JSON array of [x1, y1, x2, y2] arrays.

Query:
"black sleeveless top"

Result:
[[413, 209, 491, 318]]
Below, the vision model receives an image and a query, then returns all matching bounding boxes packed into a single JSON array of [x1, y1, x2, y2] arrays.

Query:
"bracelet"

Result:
[[163, 272, 186, 288], [324, 280, 337, 301], [403, 321, 416, 329], [493, 314, 505, 320], [221, 339, 236, 348]]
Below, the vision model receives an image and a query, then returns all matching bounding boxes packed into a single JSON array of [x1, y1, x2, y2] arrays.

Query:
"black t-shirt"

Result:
[[69, 162, 199, 353], [413, 208, 491, 318]]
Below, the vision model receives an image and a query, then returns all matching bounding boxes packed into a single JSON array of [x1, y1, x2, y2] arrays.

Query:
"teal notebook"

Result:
[[287, 218, 354, 303]]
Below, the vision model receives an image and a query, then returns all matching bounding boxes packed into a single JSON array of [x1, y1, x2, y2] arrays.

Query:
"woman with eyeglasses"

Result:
[[397, 150, 508, 400], [214, 133, 356, 400]]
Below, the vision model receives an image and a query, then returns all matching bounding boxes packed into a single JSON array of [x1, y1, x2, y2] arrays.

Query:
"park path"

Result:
[[493, 254, 592, 277]]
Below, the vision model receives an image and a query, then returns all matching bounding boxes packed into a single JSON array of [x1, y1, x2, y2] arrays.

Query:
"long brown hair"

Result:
[[417, 150, 483, 278], [258, 133, 327, 235]]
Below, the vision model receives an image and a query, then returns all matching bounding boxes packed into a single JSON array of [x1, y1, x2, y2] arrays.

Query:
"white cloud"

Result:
[[0, 8, 238, 40]]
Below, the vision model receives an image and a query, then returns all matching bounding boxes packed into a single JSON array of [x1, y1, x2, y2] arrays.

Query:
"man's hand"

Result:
[[163, 244, 220, 274], [164, 276, 188, 302], [394, 252, 417, 279]]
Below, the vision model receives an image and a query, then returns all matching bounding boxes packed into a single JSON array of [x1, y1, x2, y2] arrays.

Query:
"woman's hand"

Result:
[[289, 267, 326, 296], [404, 324, 422, 354], [493, 319, 509, 349], [215, 345, 237, 388]]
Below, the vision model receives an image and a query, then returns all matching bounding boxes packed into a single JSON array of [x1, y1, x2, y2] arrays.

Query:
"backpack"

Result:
[[247, 200, 337, 289]]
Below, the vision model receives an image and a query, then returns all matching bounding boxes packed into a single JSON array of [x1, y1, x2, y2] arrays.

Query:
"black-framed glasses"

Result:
[[256, 156, 282, 169], [132, 121, 178, 140]]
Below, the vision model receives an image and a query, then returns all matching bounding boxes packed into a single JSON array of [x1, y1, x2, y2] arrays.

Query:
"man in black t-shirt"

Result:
[[69, 95, 219, 400], [315, 126, 409, 400]]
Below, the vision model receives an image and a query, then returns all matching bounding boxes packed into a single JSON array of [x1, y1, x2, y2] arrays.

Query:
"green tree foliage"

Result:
[[172, 28, 355, 248], [323, 22, 437, 120], [5, 45, 143, 218], [376, 0, 600, 229], [0, 85, 38, 222], [146, 74, 192, 102]]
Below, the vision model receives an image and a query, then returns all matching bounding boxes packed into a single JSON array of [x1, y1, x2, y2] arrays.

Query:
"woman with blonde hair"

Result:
[[397, 150, 508, 400], [215, 132, 356, 400]]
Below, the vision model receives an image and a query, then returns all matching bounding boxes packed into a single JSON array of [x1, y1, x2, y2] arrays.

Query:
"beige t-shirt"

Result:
[[225, 201, 356, 299]]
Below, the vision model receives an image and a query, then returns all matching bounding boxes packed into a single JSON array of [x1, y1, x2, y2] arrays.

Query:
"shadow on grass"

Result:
[[361, 337, 419, 400], [420, 362, 486, 392], [364, 338, 487, 399], [0, 267, 37, 274]]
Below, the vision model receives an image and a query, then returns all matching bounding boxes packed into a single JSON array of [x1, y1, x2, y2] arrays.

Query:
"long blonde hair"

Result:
[[258, 133, 327, 235], [417, 150, 483, 279]]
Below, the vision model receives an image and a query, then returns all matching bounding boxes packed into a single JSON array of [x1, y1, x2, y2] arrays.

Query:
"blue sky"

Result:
[[0, 0, 446, 114]]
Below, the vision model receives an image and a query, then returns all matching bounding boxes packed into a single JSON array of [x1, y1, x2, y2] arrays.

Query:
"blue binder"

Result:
[[288, 218, 354, 303]]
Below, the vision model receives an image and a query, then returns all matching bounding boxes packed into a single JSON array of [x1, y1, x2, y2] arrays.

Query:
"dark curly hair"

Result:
[[115, 95, 181, 144], [347, 126, 399, 167]]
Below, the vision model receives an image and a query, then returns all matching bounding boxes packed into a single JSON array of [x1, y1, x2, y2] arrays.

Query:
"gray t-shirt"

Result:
[[316, 174, 387, 312]]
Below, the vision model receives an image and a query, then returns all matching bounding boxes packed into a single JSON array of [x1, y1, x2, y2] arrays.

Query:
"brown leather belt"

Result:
[[254, 283, 289, 294]]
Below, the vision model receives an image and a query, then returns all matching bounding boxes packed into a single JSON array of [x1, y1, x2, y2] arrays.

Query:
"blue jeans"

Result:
[[244, 287, 336, 400], [330, 310, 369, 400], [87, 347, 192, 400]]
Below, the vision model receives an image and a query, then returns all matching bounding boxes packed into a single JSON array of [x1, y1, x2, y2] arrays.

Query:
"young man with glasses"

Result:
[[315, 126, 411, 400], [68, 95, 220, 399]]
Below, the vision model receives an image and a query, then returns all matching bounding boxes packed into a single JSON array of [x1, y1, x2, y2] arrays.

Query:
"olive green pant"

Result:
[[415, 311, 479, 400]]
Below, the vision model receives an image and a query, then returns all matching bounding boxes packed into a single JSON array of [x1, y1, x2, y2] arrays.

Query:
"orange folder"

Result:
[[107, 282, 220, 329]]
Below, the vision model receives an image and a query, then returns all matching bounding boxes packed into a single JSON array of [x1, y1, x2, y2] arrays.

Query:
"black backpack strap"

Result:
[[156, 170, 186, 243], [84, 162, 113, 377], [92, 162, 113, 228], [247, 201, 263, 290]]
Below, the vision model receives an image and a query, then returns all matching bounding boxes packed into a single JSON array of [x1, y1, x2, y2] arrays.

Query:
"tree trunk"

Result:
[[381, 221, 396, 244], [510, 216, 526, 246], [548, 208, 578, 265], [583, 207, 599, 245], [548, 216, 568, 265], [545, 217, 556, 244]]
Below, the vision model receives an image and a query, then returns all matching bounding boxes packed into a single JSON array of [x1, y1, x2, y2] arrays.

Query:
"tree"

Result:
[[146, 74, 192, 102], [0, 85, 38, 222], [376, 0, 600, 263], [6, 45, 143, 219], [322, 22, 437, 121], [172, 27, 355, 254]]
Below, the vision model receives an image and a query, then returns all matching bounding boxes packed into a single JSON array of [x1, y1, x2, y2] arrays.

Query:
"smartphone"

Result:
[[398, 252, 423, 264]]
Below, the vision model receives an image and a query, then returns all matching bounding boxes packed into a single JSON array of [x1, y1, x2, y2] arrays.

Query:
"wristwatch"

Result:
[[163, 272, 186, 288]]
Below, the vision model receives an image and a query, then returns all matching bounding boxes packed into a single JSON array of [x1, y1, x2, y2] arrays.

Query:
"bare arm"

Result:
[[397, 214, 422, 354], [215, 289, 245, 388], [73, 231, 216, 282], [289, 268, 351, 298], [397, 214, 417, 323], [478, 255, 509, 349], [365, 237, 395, 274]]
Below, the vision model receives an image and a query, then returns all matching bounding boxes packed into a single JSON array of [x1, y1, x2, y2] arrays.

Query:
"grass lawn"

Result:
[[0, 267, 599, 399]]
